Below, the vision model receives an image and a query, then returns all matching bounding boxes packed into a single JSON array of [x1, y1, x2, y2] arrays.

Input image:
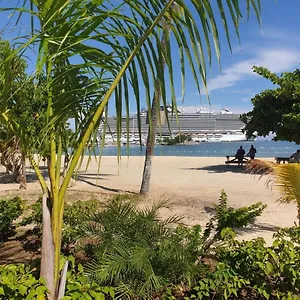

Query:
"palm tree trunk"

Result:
[[19, 151, 27, 189], [140, 33, 167, 195], [140, 81, 160, 195]]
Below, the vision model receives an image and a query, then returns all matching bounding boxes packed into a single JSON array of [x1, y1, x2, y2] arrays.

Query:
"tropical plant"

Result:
[[83, 198, 207, 299], [0, 196, 24, 240], [21, 199, 102, 253], [164, 226, 300, 300], [214, 190, 266, 233], [247, 160, 300, 225], [140, 5, 179, 195], [241, 67, 300, 143], [80, 192, 266, 299], [0, 40, 29, 188], [200, 190, 266, 252], [0, 264, 48, 300], [0, 259, 115, 300], [0, 0, 262, 298]]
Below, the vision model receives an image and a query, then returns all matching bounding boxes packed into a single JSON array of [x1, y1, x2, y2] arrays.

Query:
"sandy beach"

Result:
[[0, 156, 297, 244]]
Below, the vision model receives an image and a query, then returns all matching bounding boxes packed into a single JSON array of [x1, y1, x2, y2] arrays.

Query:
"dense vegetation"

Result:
[[0, 196, 24, 240], [1, 192, 299, 299]]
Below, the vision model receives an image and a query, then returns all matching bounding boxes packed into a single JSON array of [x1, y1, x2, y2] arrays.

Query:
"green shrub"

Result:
[[20, 197, 43, 228], [0, 258, 115, 300], [0, 196, 24, 239], [0, 264, 47, 299], [80, 192, 267, 299], [62, 256, 115, 300], [214, 190, 266, 233], [189, 227, 300, 300], [63, 199, 102, 246], [83, 198, 208, 298], [21, 198, 102, 251]]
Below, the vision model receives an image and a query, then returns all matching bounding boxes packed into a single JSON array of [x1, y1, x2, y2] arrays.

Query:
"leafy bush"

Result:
[[0, 264, 47, 299], [20, 197, 43, 228], [62, 256, 115, 300], [83, 199, 208, 298], [0, 258, 115, 300], [80, 192, 267, 299], [62, 199, 102, 248], [214, 190, 266, 234], [189, 227, 300, 300], [21, 198, 102, 251], [0, 196, 24, 239]]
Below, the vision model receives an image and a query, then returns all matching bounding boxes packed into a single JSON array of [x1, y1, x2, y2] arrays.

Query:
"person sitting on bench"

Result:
[[235, 146, 245, 166], [290, 149, 300, 162]]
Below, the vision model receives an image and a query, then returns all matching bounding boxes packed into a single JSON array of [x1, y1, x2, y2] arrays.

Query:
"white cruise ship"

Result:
[[100, 107, 252, 144]]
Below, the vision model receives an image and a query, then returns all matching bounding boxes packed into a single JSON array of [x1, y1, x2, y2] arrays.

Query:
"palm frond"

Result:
[[247, 159, 300, 225], [245, 159, 274, 175], [271, 164, 300, 205]]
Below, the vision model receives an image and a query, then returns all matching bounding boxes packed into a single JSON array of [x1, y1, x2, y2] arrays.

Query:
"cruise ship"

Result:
[[99, 107, 251, 145]]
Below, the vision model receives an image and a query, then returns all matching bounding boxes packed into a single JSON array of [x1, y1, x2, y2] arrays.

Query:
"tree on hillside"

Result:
[[1, 1, 262, 298], [241, 67, 300, 144]]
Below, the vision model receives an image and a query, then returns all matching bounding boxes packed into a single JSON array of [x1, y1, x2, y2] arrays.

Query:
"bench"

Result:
[[275, 157, 290, 164], [225, 156, 249, 165]]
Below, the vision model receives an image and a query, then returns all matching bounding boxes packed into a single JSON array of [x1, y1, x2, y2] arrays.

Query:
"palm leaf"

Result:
[[247, 159, 300, 224]]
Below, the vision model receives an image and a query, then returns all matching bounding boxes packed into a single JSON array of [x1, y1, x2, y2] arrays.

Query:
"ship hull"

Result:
[[101, 109, 250, 145]]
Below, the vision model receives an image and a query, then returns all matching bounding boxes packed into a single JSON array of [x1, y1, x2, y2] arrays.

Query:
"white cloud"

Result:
[[203, 48, 299, 94], [262, 28, 300, 43]]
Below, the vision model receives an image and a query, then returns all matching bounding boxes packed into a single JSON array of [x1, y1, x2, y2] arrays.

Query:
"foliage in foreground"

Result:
[[0, 196, 24, 240], [1, 192, 300, 299], [247, 159, 300, 224], [0, 0, 262, 297], [190, 227, 300, 300], [0, 264, 47, 300], [0, 258, 115, 300], [214, 190, 267, 233], [80, 192, 266, 299], [21, 198, 103, 252]]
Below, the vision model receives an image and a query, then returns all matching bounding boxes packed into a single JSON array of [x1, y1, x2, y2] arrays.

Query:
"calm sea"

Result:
[[94, 140, 299, 158]]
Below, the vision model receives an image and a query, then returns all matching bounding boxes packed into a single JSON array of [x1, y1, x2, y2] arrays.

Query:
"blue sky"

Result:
[[178, 0, 300, 114], [0, 1, 299, 116]]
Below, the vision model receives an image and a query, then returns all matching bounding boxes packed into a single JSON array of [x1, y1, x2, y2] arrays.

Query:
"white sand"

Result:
[[0, 156, 297, 244]]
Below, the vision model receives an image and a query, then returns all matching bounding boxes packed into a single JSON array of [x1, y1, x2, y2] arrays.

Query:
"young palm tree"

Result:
[[140, 30, 168, 195], [0, 1, 262, 298], [247, 160, 300, 225]]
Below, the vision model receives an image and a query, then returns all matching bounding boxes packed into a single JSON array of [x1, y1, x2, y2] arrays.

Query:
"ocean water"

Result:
[[94, 140, 299, 158]]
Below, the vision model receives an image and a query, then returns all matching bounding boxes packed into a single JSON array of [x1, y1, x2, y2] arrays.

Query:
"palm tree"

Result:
[[247, 160, 300, 225], [140, 31, 168, 195], [0, 1, 262, 298]]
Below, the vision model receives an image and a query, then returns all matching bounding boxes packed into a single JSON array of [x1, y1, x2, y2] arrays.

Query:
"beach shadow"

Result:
[[183, 165, 248, 174], [184, 164, 268, 175], [74, 175, 123, 193], [235, 223, 280, 235], [74, 173, 114, 180], [0, 168, 49, 184]]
